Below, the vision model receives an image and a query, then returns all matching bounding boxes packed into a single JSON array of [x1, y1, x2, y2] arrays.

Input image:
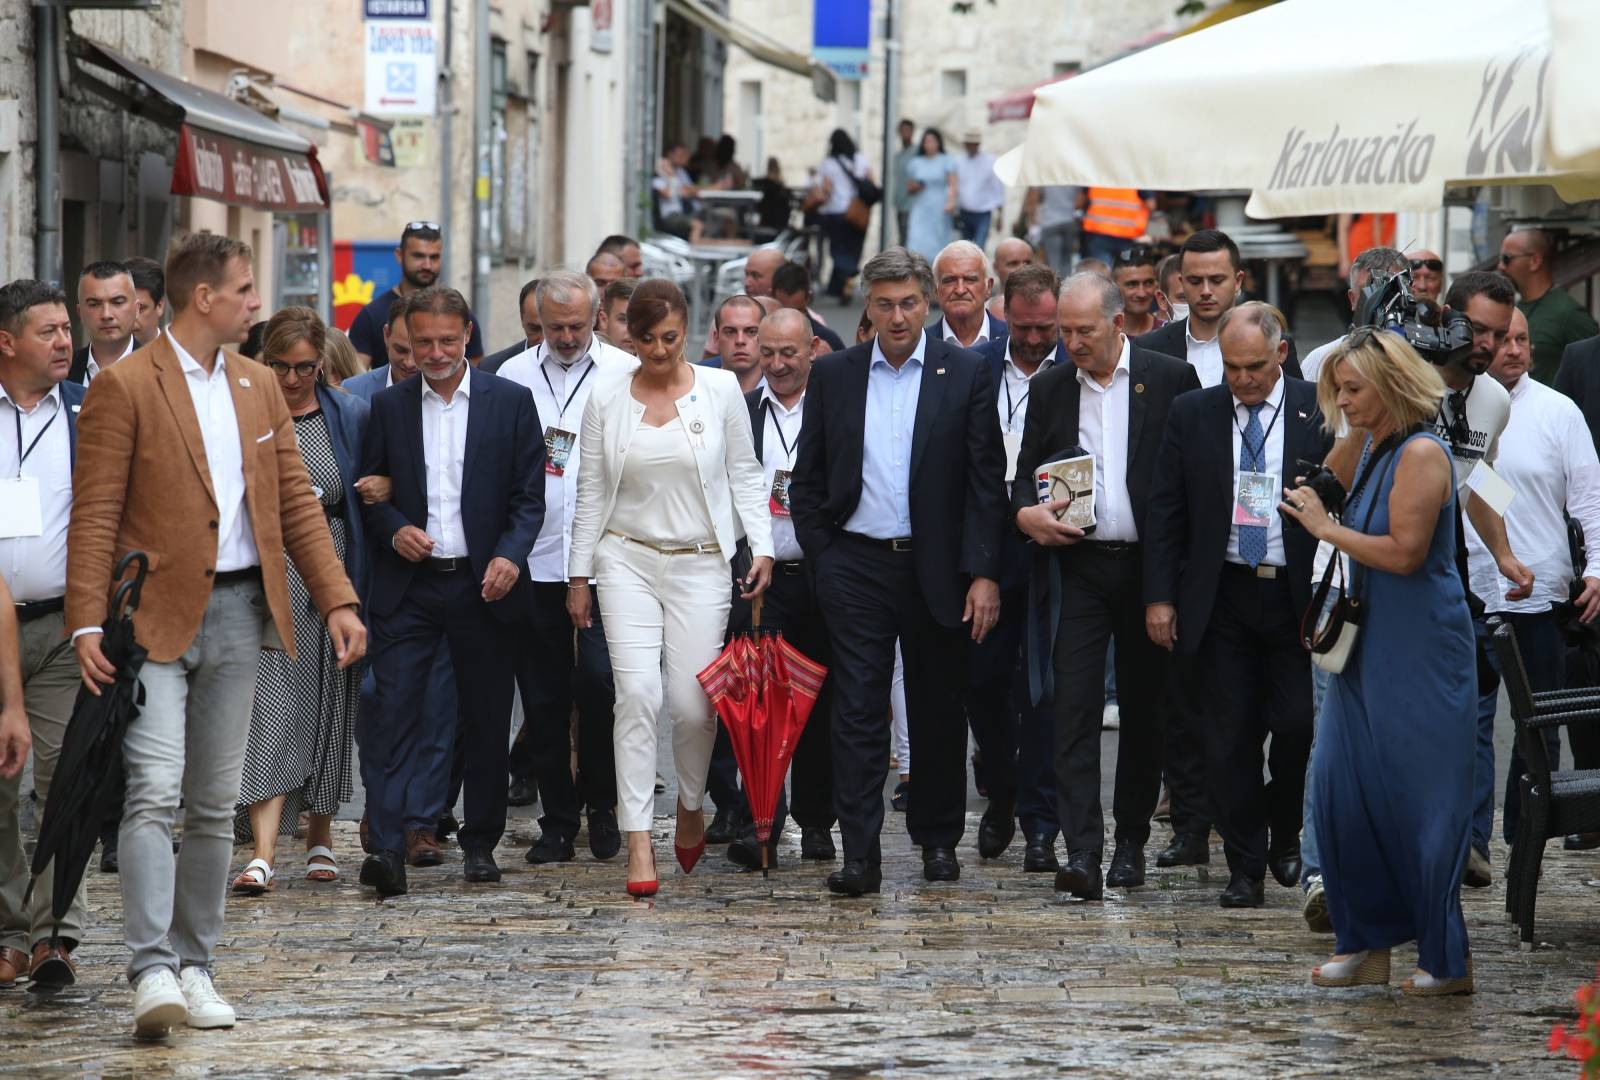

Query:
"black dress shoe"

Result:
[[826, 859, 882, 896], [524, 832, 576, 864], [1565, 832, 1600, 851], [1155, 832, 1209, 867], [728, 834, 780, 871], [99, 839, 119, 874], [922, 846, 960, 882], [1023, 832, 1059, 873], [587, 809, 621, 860], [800, 826, 837, 860], [1219, 872, 1265, 908], [507, 776, 538, 807], [1105, 840, 1145, 888], [436, 813, 460, 844], [704, 804, 742, 845], [359, 850, 409, 897], [463, 849, 502, 882], [976, 797, 1016, 859], [1267, 845, 1302, 889], [1054, 851, 1104, 900]]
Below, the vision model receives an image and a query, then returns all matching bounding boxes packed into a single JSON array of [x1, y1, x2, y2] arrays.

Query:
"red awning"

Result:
[[987, 73, 1076, 124], [74, 40, 330, 212]]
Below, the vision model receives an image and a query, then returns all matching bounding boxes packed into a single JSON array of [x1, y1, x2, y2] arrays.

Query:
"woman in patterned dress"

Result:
[[232, 308, 371, 892]]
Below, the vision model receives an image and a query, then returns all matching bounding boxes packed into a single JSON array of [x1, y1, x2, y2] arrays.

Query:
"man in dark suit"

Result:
[[1144, 302, 1329, 908], [1012, 271, 1200, 899], [930, 240, 1009, 351], [1555, 333, 1600, 451], [68, 261, 137, 385], [358, 287, 545, 896], [480, 278, 544, 374], [791, 246, 1008, 895], [1134, 229, 1302, 384], [969, 263, 1064, 870]]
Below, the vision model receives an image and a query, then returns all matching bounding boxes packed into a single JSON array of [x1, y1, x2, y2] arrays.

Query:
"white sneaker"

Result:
[[1102, 703, 1121, 730], [132, 968, 187, 1039], [179, 966, 236, 1029]]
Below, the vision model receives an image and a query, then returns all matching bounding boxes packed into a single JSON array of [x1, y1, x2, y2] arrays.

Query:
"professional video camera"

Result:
[[1351, 266, 1474, 367]]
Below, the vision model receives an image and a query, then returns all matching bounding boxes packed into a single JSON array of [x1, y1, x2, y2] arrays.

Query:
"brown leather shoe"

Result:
[[406, 827, 443, 867], [359, 813, 372, 855], [28, 941, 75, 990], [0, 946, 29, 989]]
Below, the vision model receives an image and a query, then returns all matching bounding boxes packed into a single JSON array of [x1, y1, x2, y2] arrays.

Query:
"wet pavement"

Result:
[[3, 795, 1596, 1078]]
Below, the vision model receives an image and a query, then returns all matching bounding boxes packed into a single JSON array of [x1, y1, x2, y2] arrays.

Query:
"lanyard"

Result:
[[1232, 394, 1284, 469], [539, 357, 594, 424], [1003, 359, 1047, 429], [13, 404, 57, 477], [764, 400, 797, 462]]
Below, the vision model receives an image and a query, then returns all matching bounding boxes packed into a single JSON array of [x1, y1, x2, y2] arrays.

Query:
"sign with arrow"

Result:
[[364, 15, 437, 117]]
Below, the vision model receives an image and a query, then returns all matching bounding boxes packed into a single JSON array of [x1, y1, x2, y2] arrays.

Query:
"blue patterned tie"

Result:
[[1239, 402, 1268, 568]]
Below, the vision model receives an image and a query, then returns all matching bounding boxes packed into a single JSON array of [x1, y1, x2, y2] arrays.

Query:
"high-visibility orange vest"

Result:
[[1083, 186, 1150, 240]]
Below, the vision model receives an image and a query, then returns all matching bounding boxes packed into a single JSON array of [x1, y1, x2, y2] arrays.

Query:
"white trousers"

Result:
[[595, 534, 732, 832]]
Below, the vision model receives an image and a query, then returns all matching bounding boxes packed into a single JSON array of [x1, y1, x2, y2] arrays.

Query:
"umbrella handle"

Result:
[[752, 595, 763, 630], [114, 551, 150, 615]]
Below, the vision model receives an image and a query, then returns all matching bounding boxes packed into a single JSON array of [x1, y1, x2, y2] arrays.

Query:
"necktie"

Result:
[[1239, 402, 1268, 567]]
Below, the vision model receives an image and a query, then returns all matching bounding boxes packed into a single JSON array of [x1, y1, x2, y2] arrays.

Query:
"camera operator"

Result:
[[1301, 247, 1411, 386], [1466, 306, 1600, 853]]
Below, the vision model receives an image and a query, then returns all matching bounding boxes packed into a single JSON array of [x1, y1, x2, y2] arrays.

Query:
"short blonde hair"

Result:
[[321, 328, 363, 386], [1316, 327, 1445, 435]]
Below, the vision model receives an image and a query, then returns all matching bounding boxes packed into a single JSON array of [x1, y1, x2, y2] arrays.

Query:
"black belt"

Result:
[[842, 532, 913, 552], [775, 560, 806, 575], [1223, 561, 1284, 580], [213, 566, 262, 586], [1080, 540, 1140, 557], [422, 556, 472, 573], [15, 597, 64, 621]]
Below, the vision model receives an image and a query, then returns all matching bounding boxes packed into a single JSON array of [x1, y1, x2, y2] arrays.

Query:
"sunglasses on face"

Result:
[[1409, 258, 1443, 272], [266, 360, 320, 379], [1498, 252, 1532, 265]]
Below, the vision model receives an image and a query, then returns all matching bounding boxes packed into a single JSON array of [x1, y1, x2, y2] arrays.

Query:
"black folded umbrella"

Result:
[[27, 552, 149, 931]]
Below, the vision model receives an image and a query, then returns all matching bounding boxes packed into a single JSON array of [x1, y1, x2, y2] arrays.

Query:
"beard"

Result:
[[403, 267, 439, 290]]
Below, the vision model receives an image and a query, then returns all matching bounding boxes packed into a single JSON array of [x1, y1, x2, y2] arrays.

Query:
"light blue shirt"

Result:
[[844, 332, 926, 539]]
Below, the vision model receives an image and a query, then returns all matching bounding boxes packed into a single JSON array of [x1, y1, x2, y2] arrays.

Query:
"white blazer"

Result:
[[568, 360, 773, 578]]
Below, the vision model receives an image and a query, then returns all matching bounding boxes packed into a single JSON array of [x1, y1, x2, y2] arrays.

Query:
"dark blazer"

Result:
[[1135, 317, 1303, 381], [61, 379, 84, 462], [480, 341, 529, 375], [790, 333, 1008, 628], [316, 383, 373, 605], [1009, 342, 1201, 533], [810, 316, 846, 354], [1141, 378, 1331, 654], [974, 335, 1065, 592], [67, 345, 104, 386], [359, 365, 546, 621], [1555, 333, 1600, 450], [930, 314, 1008, 354]]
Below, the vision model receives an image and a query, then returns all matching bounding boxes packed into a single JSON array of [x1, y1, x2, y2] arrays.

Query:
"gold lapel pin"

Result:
[[1134, 383, 1145, 393]]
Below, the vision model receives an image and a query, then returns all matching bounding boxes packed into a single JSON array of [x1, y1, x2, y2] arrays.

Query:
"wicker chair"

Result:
[[1490, 619, 1600, 948]]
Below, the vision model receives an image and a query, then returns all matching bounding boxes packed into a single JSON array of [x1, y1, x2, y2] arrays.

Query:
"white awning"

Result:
[[667, 0, 837, 102]]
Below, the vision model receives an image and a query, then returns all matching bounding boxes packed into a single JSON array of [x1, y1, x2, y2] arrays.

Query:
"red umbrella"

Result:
[[697, 600, 829, 876]]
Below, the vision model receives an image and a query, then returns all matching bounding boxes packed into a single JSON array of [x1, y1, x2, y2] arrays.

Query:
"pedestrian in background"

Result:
[[814, 129, 874, 301], [903, 128, 958, 267], [955, 131, 1005, 251]]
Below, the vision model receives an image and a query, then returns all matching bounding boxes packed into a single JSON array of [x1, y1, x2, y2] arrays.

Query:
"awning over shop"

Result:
[[666, 0, 838, 102], [74, 40, 330, 212]]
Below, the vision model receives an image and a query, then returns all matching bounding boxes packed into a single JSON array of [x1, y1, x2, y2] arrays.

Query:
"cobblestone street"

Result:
[[3, 794, 1596, 1078]]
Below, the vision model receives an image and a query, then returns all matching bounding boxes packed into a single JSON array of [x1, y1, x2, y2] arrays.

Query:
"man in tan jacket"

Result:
[[66, 233, 365, 1039]]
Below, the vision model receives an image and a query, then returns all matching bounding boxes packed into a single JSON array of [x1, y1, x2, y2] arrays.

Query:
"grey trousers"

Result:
[[121, 580, 266, 982], [0, 610, 86, 951]]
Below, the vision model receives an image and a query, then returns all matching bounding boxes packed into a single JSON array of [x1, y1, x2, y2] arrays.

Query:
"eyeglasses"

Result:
[[403, 220, 442, 236], [1114, 245, 1156, 267], [266, 360, 320, 379], [1498, 251, 1532, 265], [1409, 258, 1443, 273]]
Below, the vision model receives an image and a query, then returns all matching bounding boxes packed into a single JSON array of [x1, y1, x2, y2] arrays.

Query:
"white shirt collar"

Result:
[[1231, 372, 1287, 414], [167, 333, 224, 379], [1184, 319, 1216, 348], [1003, 338, 1058, 376], [1508, 372, 1532, 402], [0, 381, 62, 414], [385, 366, 395, 389], [1076, 335, 1130, 387], [421, 368, 472, 404], [537, 337, 596, 370], [760, 386, 805, 416], [871, 330, 928, 370], [942, 311, 991, 346]]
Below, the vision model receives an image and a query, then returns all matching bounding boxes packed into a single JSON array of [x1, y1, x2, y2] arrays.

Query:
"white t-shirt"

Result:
[[817, 153, 869, 215], [1433, 372, 1509, 486]]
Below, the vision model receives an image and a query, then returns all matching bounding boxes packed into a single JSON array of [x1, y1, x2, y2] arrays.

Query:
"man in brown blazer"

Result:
[[66, 233, 365, 1040]]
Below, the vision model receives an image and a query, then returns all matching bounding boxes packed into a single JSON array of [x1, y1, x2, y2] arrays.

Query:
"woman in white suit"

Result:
[[568, 279, 774, 897]]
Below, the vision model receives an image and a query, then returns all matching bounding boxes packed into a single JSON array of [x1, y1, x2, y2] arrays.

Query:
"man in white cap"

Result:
[[956, 130, 1006, 251]]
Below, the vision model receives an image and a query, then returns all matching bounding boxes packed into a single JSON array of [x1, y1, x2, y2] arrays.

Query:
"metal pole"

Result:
[[471, 0, 491, 329], [439, 0, 454, 278], [878, 0, 898, 253], [34, 1, 61, 285]]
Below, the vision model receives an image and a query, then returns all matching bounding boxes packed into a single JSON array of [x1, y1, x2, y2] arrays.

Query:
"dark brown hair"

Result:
[[262, 306, 327, 365], [166, 232, 253, 312], [627, 278, 689, 339], [405, 285, 472, 330], [1004, 263, 1061, 308]]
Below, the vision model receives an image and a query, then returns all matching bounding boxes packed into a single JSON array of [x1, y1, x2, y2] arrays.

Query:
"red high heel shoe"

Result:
[[625, 878, 659, 899], [674, 840, 706, 875]]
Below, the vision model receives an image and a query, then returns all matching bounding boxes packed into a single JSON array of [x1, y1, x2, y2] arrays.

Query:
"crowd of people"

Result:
[[0, 205, 1597, 1037]]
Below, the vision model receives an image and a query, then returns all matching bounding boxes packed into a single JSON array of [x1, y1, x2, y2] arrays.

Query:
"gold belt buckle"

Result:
[[889, 538, 913, 552]]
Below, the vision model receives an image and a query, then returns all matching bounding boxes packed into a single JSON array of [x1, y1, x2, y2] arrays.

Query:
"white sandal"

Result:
[[231, 858, 275, 895], [305, 846, 339, 882]]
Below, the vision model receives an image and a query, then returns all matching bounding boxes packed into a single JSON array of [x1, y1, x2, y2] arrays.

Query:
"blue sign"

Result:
[[365, 0, 428, 18], [813, 0, 870, 80]]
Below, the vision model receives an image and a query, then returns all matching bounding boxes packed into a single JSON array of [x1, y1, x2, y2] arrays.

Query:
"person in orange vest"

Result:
[[1081, 186, 1156, 265], [1336, 213, 1396, 279]]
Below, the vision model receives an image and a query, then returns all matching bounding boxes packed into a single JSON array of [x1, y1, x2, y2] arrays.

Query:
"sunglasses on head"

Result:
[[1114, 245, 1156, 267], [402, 220, 442, 238], [1409, 258, 1443, 272]]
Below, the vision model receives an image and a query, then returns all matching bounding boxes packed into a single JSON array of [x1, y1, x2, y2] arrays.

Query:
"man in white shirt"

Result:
[[68, 262, 137, 384], [1468, 306, 1600, 854], [955, 131, 1006, 251], [498, 272, 630, 866], [721, 309, 840, 871], [0, 280, 85, 992], [931, 240, 1007, 350]]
